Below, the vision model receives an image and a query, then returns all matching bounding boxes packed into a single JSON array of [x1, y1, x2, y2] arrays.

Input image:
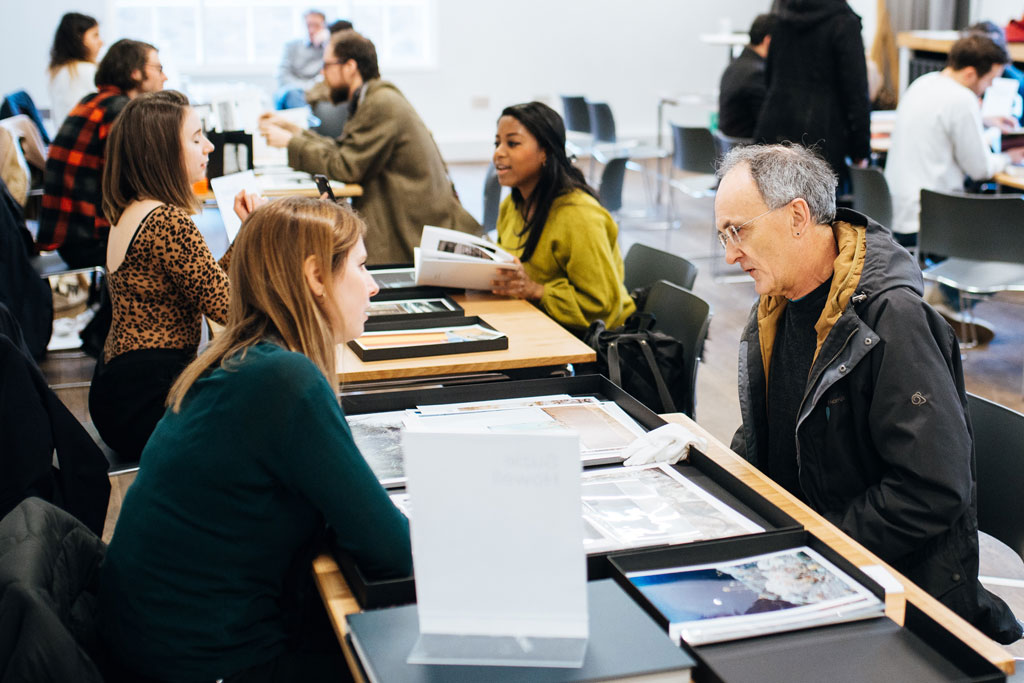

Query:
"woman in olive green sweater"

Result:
[[99, 197, 410, 682], [492, 101, 635, 334]]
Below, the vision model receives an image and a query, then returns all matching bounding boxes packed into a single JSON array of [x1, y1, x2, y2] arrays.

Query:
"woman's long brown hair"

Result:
[[167, 197, 365, 411]]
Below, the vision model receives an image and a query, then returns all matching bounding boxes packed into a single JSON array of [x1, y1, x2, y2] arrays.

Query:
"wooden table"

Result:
[[994, 171, 1024, 192], [336, 293, 596, 383], [313, 413, 1016, 678]]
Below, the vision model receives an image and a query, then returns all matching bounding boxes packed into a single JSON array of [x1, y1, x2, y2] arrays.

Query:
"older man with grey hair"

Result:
[[718, 143, 1022, 644]]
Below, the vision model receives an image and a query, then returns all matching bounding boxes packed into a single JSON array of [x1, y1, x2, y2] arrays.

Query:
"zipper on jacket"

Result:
[[794, 326, 860, 470]]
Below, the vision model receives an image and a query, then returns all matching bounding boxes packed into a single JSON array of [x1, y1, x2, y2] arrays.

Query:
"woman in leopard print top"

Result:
[[89, 91, 236, 461]]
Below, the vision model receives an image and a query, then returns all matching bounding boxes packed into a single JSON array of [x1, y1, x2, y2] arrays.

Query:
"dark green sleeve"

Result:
[[268, 356, 412, 579]]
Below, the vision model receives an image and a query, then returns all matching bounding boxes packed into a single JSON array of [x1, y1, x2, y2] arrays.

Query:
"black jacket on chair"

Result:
[[754, 0, 871, 188], [0, 177, 51, 359], [0, 497, 106, 683], [0, 335, 110, 536]]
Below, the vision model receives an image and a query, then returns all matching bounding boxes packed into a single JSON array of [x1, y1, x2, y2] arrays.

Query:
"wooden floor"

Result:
[[39, 159, 1024, 659]]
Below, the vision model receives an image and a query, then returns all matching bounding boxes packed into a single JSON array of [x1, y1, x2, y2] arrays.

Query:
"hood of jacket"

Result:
[[756, 207, 922, 377], [776, 0, 858, 27]]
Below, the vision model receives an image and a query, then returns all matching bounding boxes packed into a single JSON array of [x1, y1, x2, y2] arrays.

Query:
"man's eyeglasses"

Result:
[[146, 62, 164, 73], [322, 59, 341, 69], [716, 204, 785, 249]]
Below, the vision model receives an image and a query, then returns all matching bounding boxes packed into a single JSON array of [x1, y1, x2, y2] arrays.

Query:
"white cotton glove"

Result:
[[621, 423, 707, 466]]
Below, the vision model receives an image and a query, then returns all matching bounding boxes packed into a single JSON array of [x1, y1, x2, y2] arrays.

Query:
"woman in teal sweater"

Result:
[[492, 101, 635, 334], [99, 197, 411, 682]]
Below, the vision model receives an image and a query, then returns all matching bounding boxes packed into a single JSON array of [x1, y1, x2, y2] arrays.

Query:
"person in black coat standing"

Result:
[[755, 0, 871, 193], [718, 14, 775, 140]]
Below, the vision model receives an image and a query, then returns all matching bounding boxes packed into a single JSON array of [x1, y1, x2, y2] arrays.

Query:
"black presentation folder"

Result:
[[348, 315, 508, 361], [335, 375, 801, 610], [609, 530, 1005, 683], [345, 579, 697, 683]]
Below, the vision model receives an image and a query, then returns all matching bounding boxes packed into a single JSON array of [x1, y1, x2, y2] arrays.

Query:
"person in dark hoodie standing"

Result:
[[717, 143, 1022, 645], [755, 0, 871, 194], [258, 30, 481, 265], [718, 14, 775, 140]]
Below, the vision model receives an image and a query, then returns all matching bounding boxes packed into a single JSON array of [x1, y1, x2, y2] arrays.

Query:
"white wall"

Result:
[[970, 0, 1022, 25], [1, 1, 769, 160]]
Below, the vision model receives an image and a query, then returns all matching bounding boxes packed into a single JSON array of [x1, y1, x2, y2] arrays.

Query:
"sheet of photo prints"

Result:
[[389, 463, 765, 556], [347, 394, 646, 487]]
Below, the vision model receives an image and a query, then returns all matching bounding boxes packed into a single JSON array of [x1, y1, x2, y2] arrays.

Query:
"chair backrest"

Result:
[[598, 157, 627, 212], [482, 162, 502, 231], [586, 101, 616, 143], [670, 124, 718, 175], [967, 392, 1024, 560], [847, 165, 893, 229], [560, 95, 591, 135], [642, 280, 711, 418], [919, 189, 1024, 264], [310, 99, 350, 139], [712, 129, 751, 160], [623, 242, 698, 292]]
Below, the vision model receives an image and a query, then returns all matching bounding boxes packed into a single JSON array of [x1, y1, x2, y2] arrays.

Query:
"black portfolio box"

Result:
[[334, 376, 801, 610], [366, 288, 463, 323], [348, 315, 507, 361], [608, 530, 1005, 683]]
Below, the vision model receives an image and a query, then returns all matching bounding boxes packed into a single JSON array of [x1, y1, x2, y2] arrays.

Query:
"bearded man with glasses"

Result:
[[717, 143, 1022, 645]]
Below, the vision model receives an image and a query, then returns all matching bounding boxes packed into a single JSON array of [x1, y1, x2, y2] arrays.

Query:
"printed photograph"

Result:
[[347, 411, 407, 487]]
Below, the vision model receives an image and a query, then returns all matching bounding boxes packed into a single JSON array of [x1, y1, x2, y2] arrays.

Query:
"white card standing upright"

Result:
[[402, 429, 589, 667]]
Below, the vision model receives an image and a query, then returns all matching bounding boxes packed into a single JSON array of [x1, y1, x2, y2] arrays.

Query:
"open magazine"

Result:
[[414, 226, 518, 290], [627, 546, 884, 646]]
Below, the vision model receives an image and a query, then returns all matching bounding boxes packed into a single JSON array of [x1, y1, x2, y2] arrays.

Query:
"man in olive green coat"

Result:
[[260, 30, 481, 264]]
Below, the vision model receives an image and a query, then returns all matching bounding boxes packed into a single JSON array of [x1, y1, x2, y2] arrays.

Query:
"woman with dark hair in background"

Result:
[[491, 101, 634, 334], [47, 12, 103, 128], [88, 90, 232, 461], [100, 197, 410, 682]]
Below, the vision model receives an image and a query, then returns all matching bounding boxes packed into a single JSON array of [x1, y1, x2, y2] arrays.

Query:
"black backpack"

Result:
[[583, 314, 688, 415]]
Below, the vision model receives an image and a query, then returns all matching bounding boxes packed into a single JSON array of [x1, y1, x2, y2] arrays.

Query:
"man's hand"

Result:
[[258, 112, 302, 134], [260, 122, 294, 149], [984, 115, 1021, 133], [1008, 147, 1024, 164], [491, 258, 544, 300]]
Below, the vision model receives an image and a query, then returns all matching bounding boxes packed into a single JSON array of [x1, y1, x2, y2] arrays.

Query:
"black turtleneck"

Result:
[[765, 274, 833, 500]]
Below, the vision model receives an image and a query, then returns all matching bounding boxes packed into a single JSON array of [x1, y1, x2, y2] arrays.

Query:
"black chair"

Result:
[[597, 157, 628, 213], [623, 242, 698, 293], [670, 124, 718, 178], [586, 101, 618, 144], [967, 393, 1024, 561], [712, 129, 750, 160], [642, 280, 711, 418], [918, 189, 1024, 348], [847, 165, 893, 229], [482, 162, 501, 232], [560, 95, 591, 135], [310, 99, 349, 139]]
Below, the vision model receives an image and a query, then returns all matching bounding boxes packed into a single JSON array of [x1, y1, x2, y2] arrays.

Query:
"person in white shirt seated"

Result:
[[885, 34, 1024, 248], [275, 8, 330, 110], [47, 12, 103, 130]]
